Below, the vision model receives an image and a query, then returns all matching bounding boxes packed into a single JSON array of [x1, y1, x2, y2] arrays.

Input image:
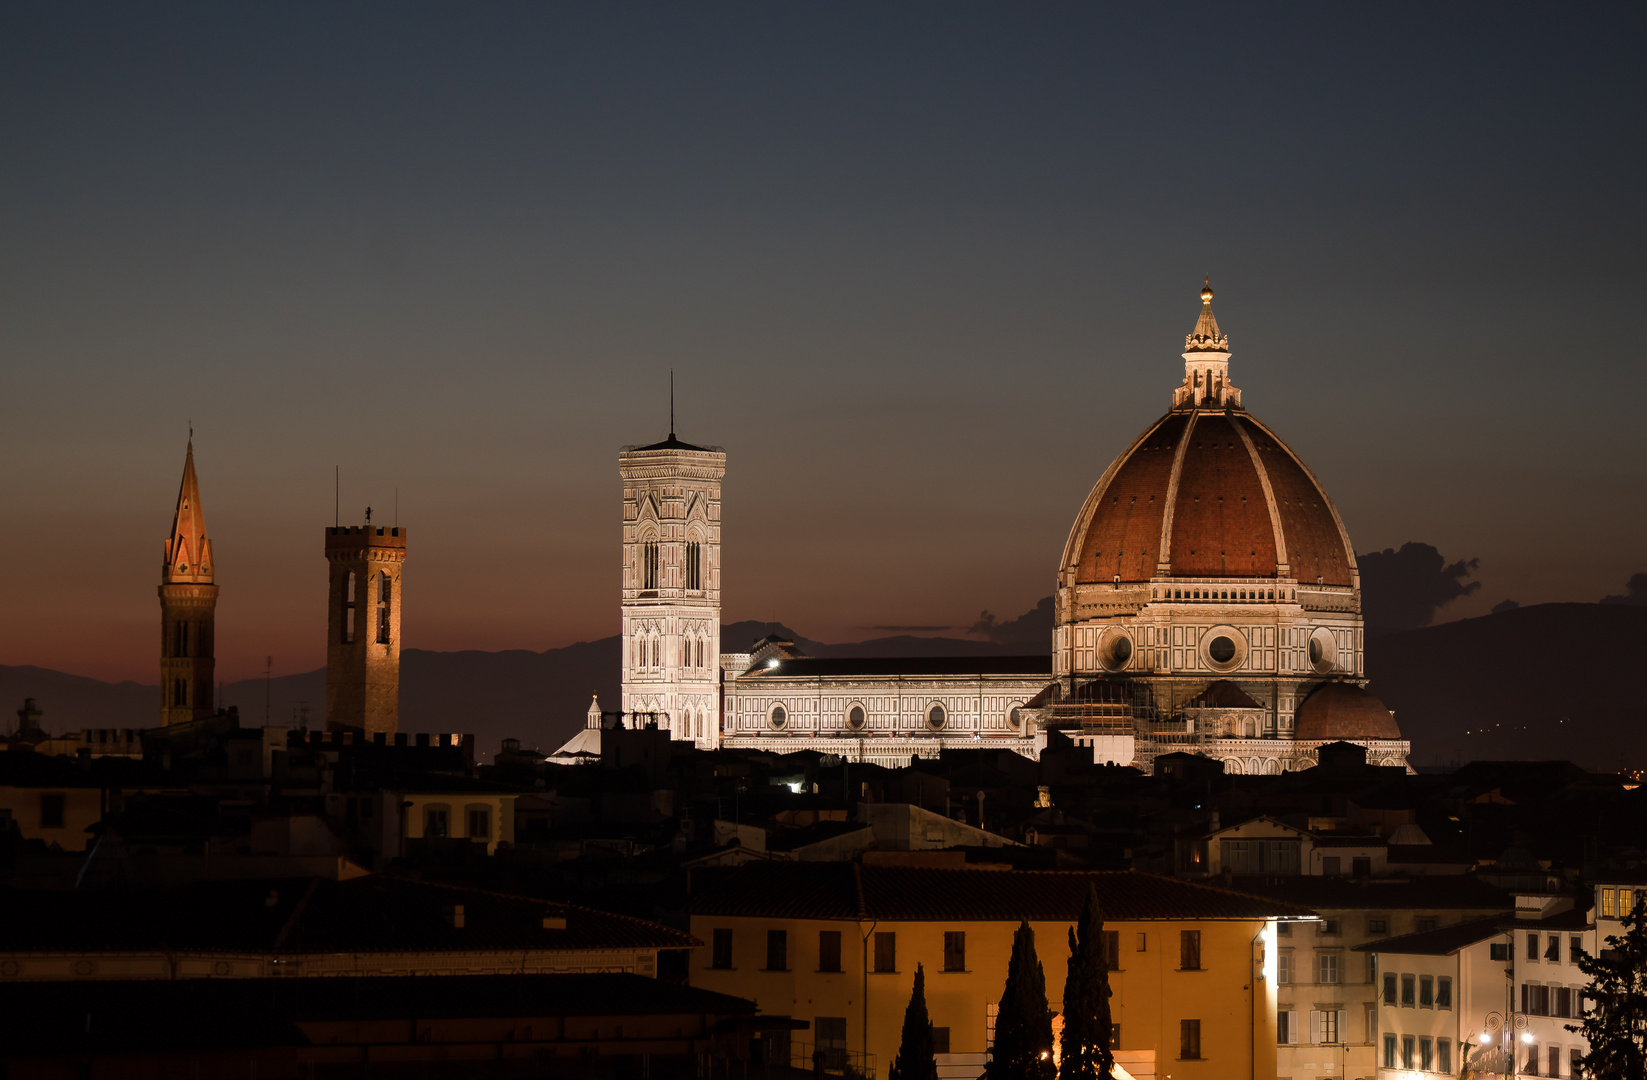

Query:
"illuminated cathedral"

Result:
[[598, 284, 1412, 772]]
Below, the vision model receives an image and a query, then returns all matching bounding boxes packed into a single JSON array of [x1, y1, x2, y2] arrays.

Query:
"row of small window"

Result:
[[1276, 1008, 1355, 1046], [1276, 952, 1359, 985], [638, 541, 705, 591], [1599, 886, 1640, 918], [1521, 982, 1584, 1019], [420, 805, 492, 840], [767, 703, 1027, 732], [631, 636, 714, 671], [1387, 1036, 1580, 1079], [710, 928, 1199, 973], [1491, 932, 1585, 965], [1381, 1034, 1456, 1074], [1381, 973, 1454, 1008]]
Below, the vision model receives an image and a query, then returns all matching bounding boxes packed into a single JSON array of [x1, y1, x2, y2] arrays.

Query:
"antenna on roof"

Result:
[[335, 466, 339, 528], [670, 368, 675, 438]]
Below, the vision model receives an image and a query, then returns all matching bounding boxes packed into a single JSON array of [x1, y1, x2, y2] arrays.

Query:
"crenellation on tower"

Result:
[[324, 524, 407, 735], [159, 441, 218, 726]]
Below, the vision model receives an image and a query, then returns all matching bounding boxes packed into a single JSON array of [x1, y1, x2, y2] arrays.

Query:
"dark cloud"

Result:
[[969, 596, 1054, 652], [1358, 543, 1481, 634], [1600, 573, 1647, 606]]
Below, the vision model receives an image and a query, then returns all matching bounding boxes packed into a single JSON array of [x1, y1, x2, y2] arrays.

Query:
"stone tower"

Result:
[[159, 441, 218, 726], [620, 431, 725, 748], [324, 520, 406, 734]]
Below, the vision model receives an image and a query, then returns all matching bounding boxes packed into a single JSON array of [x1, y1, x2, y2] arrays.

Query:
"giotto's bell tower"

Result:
[[619, 431, 725, 748]]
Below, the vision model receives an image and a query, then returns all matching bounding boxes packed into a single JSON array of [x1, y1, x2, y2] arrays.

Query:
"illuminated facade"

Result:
[[158, 441, 218, 726], [324, 523, 406, 735], [619, 433, 726, 749], [1044, 282, 1409, 773], [618, 285, 1409, 773]]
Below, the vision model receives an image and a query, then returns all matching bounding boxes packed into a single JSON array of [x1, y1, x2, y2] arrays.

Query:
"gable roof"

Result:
[[690, 863, 1315, 922]]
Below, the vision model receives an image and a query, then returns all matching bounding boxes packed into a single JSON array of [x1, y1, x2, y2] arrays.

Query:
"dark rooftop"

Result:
[[1229, 874, 1510, 911], [623, 433, 723, 453], [0, 875, 696, 955], [691, 863, 1316, 922]]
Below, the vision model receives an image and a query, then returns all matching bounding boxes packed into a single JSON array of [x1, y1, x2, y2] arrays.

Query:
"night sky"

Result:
[[3, 4, 1643, 683]]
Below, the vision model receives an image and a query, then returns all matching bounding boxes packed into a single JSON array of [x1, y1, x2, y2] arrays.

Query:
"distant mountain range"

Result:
[[5, 605, 1644, 770]]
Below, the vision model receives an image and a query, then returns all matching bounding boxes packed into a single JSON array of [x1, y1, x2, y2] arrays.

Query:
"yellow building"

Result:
[[689, 861, 1314, 1079], [399, 788, 517, 854]]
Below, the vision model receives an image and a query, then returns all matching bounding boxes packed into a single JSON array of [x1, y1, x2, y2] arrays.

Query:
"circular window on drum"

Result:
[[1308, 627, 1339, 673], [1198, 625, 1248, 672], [926, 703, 947, 731], [1006, 701, 1025, 730], [768, 704, 788, 731], [845, 703, 866, 731], [1098, 628, 1135, 672]]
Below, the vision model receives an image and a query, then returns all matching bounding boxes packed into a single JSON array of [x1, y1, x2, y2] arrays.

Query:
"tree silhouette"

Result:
[[1569, 895, 1647, 1078], [888, 963, 938, 1080], [1059, 884, 1115, 1080], [985, 920, 1055, 1080]]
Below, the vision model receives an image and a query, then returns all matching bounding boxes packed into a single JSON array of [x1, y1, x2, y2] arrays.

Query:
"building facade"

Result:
[[690, 862, 1311, 1079], [619, 433, 726, 749], [324, 523, 406, 734], [158, 441, 218, 725]]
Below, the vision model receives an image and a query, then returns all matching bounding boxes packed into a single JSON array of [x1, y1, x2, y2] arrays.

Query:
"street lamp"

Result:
[[1482, 1010, 1528, 1078]]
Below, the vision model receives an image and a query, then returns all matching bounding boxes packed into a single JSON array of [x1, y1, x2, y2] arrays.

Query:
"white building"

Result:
[[1363, 893, 1593, 1080], [595, 284, 1412, 774], [617, 433, 726, 749]]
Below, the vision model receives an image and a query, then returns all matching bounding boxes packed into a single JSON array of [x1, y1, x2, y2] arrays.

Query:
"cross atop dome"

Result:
[[1173, 279, 1242, 410]]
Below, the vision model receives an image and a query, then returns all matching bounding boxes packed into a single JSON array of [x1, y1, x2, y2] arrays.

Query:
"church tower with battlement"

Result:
[[159, 441, 218, 725], [619, 431, 725, 748], [324, 519, 406, 734]]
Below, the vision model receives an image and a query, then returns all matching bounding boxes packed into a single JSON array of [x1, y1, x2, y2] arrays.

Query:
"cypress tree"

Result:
[[1569, 895, 1647, 1078], [986, 919, 1056, 1080], [888, 963, 938, 1080], [1059, 884, 1115, 1080]]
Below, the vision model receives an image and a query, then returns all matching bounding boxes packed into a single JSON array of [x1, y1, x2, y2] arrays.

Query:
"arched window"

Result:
[[174, 621, 189, 658], [173, 678, 187, 707], [376, 571, 392, 644], [686, 541, 702, 590], [642, 540, 660, 590], [343, 571, 357, 643], [650, 636, 659, 668]]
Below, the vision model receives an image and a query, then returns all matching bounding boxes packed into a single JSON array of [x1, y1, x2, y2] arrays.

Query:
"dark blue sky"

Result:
[[3, 3, 1643, 680]]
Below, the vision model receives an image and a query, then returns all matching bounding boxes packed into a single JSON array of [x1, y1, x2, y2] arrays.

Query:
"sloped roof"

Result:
[[690, 863, 1314, 922], [1230, 874, 1510, 911], [0, 876, 696, 955], [1353, 912, 1513, 955]]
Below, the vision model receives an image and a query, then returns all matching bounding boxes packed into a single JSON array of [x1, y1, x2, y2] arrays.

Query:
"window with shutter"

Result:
[[1180, 930, 1201, 970], [818, 930, 842, 972], [873, 932, 896, 972]]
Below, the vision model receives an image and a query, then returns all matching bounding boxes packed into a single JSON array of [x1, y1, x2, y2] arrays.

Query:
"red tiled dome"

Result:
[[1294, 682, 1401, 741], [1061, 410, 1355, 588]]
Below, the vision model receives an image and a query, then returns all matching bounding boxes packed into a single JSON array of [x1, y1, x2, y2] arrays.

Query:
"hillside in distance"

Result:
[[7, 605, 1643, 770], [1364, 602, 1647, 771], [0, 620, 1034, 760]]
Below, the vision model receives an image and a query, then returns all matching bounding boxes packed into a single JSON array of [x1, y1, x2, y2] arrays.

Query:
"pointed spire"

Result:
[[1184, 277, 1229, 352], [163, 440, 213, 584]]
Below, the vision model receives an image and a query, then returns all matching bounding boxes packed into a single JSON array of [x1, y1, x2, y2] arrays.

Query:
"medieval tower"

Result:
[[324, 519, 406, 734], [159, 441, 218, 725], [619, 431, 725, 749]]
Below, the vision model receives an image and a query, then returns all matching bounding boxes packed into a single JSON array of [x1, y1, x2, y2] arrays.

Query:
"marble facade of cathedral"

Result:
[[596, 284, 1411, 774]]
